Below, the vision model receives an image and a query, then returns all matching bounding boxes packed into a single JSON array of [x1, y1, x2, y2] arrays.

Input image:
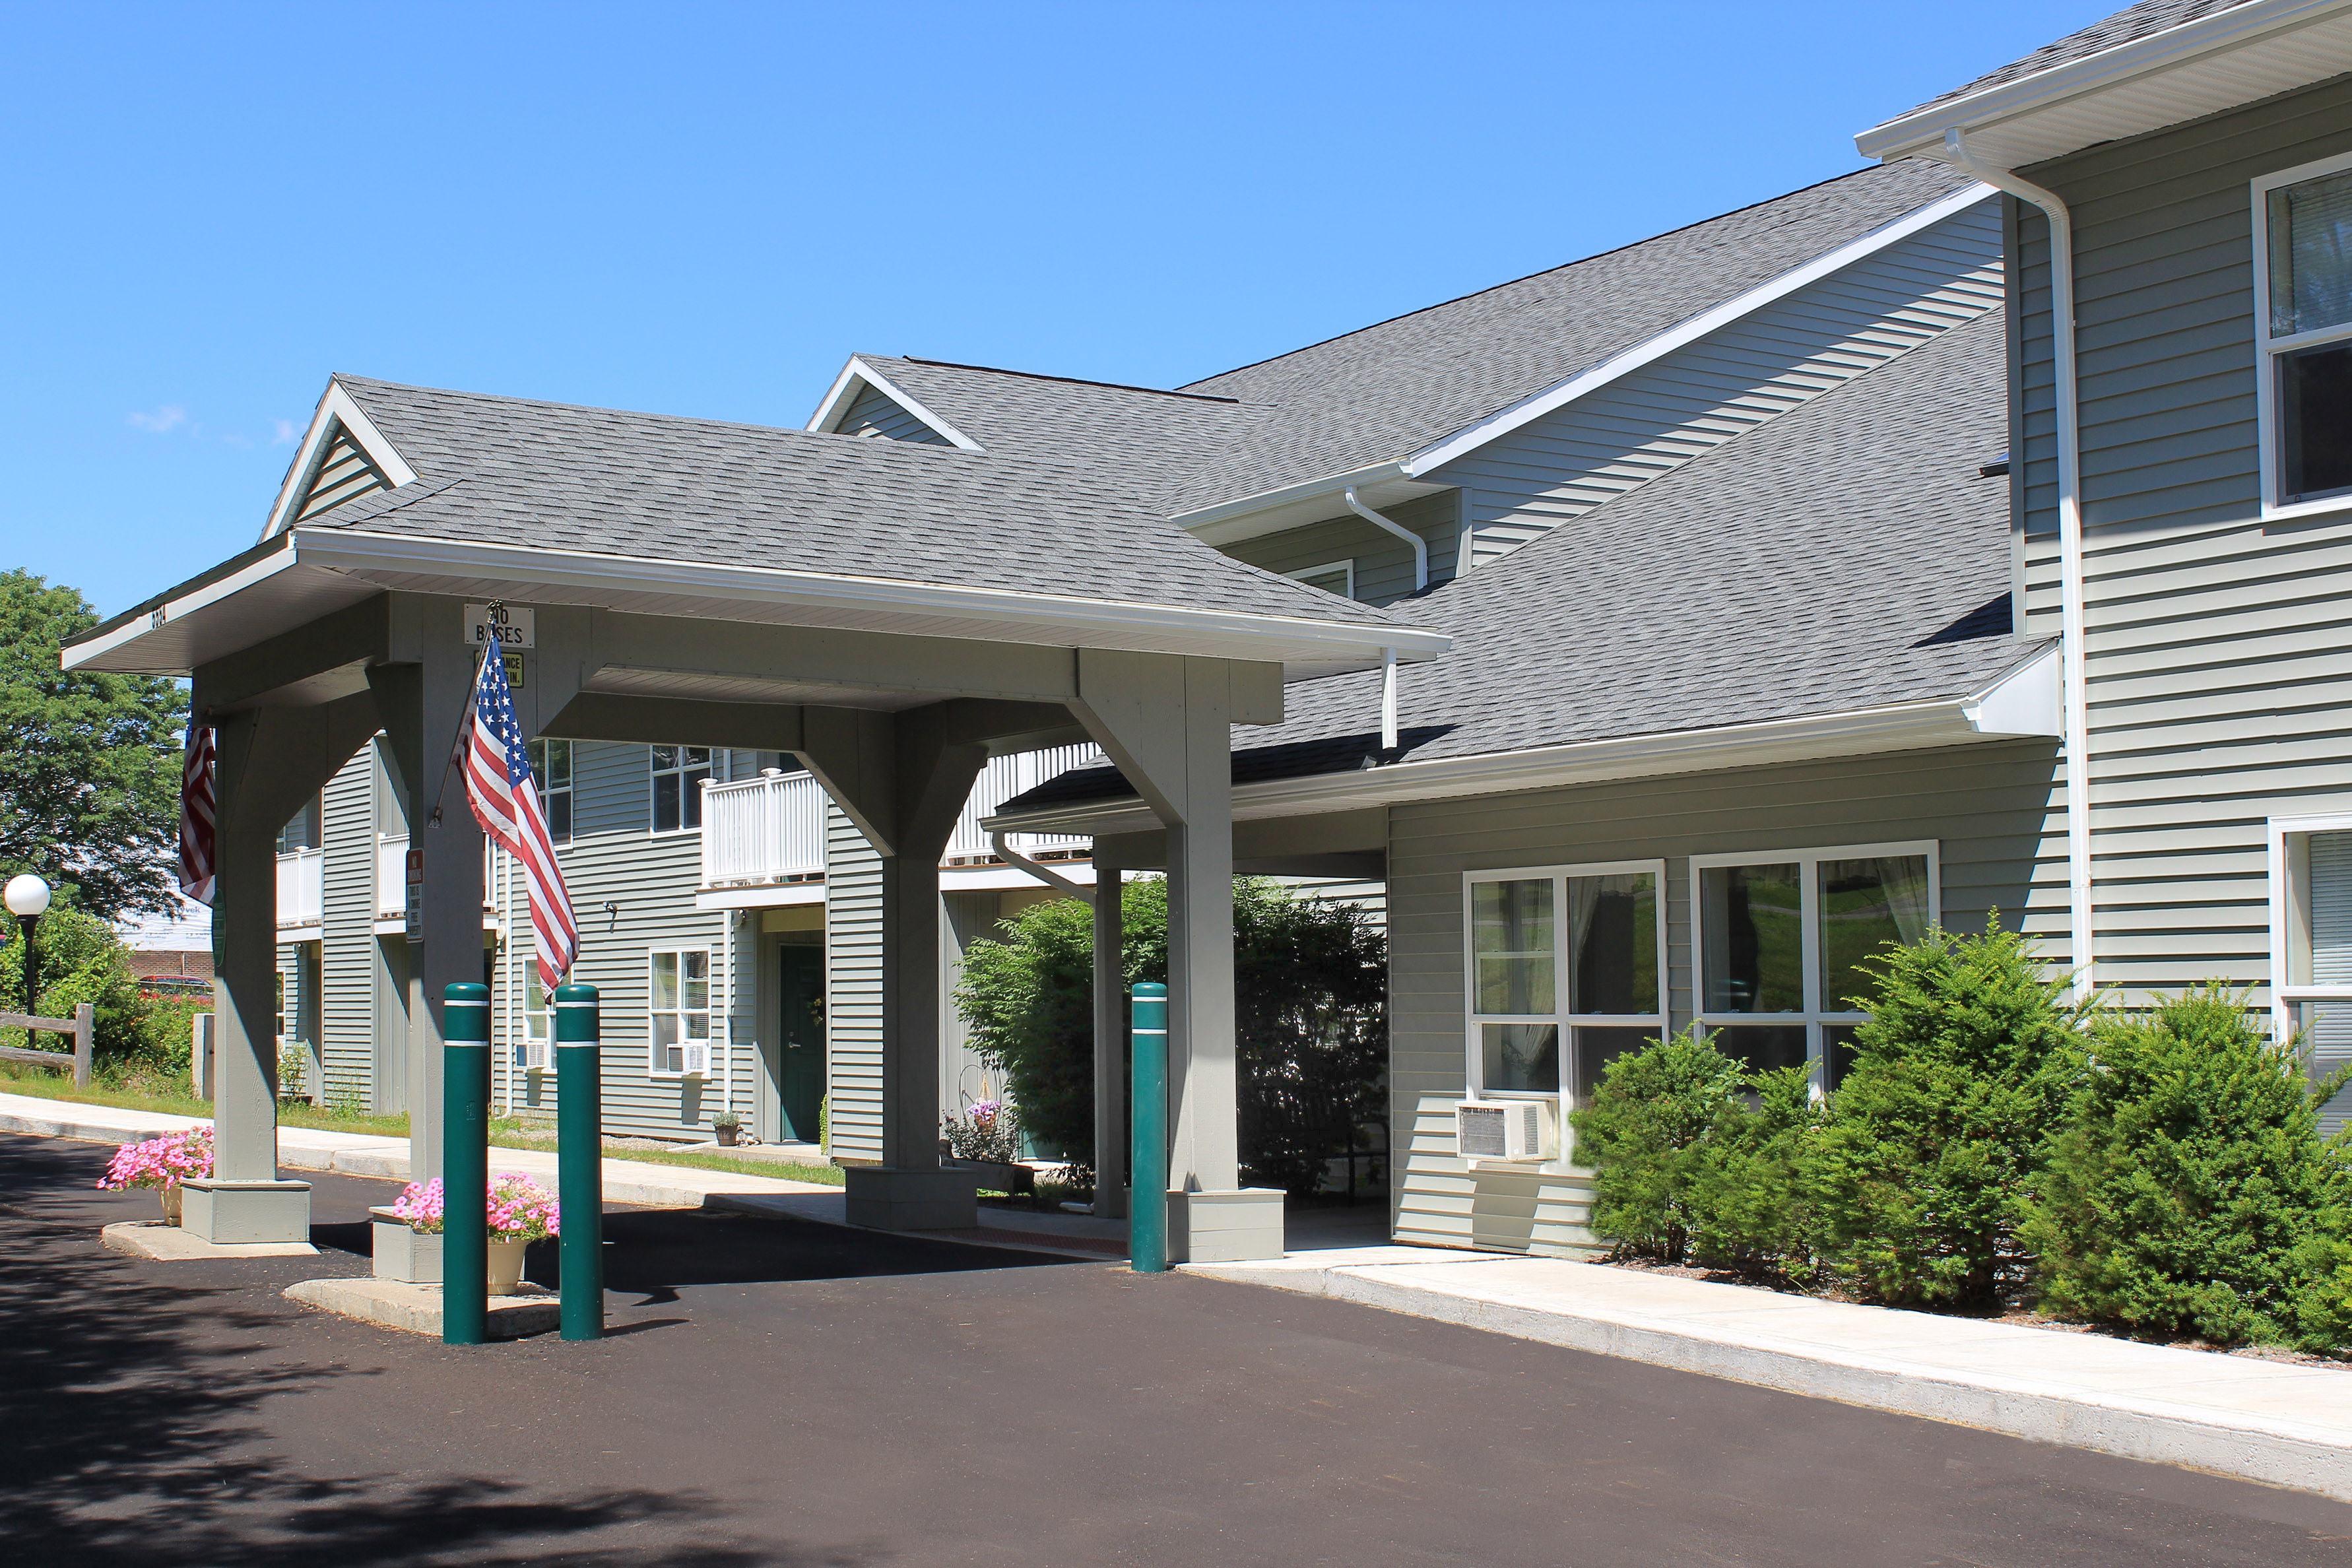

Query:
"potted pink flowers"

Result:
[[377, 1173, 560, 1295], [96, 1127, 215, 1225]]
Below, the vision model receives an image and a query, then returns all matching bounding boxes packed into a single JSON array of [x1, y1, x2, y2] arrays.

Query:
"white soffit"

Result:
[[804, 356, 985, 451], [1856, 0, 2352, 169], [262, 381, 420, 540], [585, 665, 940, 712]]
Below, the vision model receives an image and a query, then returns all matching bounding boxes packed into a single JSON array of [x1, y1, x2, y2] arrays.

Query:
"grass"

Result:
[[0, 1064, 411, 1137], [485, 1127, 844, 1186]]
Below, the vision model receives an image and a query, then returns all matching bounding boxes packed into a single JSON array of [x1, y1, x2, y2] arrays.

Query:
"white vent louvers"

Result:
[[682, 1041, 710, 1077], [1455, 1099, 1552, 1162], [518, 1039, 551, 1072]]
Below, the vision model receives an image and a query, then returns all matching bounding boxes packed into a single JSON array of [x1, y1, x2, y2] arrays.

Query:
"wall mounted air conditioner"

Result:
[[517, 1039, 551, 1072], [1454, 1099, 1553, 1163]]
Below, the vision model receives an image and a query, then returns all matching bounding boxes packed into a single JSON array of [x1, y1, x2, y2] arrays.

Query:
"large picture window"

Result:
[[648, 949, 711, 1076], [1464, 861, 1667, 1101], [2254, 152, 2352, 514], [1691, 842, 1936, 1086]]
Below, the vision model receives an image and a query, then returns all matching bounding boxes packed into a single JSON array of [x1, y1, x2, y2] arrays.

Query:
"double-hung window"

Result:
[[1691, 842, 1937, 1086], [651, 745, 713, 833], [2255, 152, 2352, 514], [1287, 560, 1356, 599], [649, 948, 711, 1076], [2268, 814, 2352, 1134], [1464, 861, 1667, 1102], [527, 740, 573, 843], [516, 959, 553, 1072]]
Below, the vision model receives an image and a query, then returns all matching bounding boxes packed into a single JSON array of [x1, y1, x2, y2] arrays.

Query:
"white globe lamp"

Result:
[[7, 873, 51, 1008]]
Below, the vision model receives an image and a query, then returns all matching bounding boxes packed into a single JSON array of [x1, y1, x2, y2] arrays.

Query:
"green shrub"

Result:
[[1688, 1062, 1825, 1281], [1813, 919, 2085, 1309], [2026, 987, 2352, 1352], [1570, 1026, 1745, 1263], [0, 905, 157, 1070]]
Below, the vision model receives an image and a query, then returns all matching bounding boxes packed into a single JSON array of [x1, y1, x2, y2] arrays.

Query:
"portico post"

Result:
[[441, 981, 491, 1346], [555, 983, 603, 1340]]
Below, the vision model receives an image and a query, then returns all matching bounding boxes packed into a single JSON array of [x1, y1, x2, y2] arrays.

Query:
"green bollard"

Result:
[[555, 983, 603, 1341], [441, 982, 491, 1346], [1129, 981, 1168, 1274]]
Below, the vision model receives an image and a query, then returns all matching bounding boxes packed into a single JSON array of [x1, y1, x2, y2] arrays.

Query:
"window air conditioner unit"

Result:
[[1455, 1099, 1553, 1163], [517, 1039, 551, 1072], [682, 1041, 710, 1077]]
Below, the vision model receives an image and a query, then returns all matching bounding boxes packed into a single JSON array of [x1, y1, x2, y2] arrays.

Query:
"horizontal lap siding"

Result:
[[2024, 73, 2352, 1000], [320, 747, 376, 1105], [1387, 742, 2062, 1257], [835, 382, 948, 445], [1218, 490, 1462, 605], [1434, 200, 2005, 568], [825, 801, 884, 1163]]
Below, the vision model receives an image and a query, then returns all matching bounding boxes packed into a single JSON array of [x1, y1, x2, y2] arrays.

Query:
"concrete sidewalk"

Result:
[[0, 1091, 839, 1207], [1185, 1247, 2352, 1501]]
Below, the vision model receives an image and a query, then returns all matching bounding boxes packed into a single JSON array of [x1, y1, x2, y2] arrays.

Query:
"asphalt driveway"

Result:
[[7, 1130, 2349, 1567]]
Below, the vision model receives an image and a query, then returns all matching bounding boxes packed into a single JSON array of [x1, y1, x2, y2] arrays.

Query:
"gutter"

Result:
[[1939, 129, 2097, 1002], [989, 832, 1094, 904], [1343, 486, 1427, 592]]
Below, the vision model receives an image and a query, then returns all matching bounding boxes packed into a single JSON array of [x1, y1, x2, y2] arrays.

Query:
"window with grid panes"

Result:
[[649, 949, 711, 1075], [1464, 862, 1666, 1102], [651, 746, 713, 833], [527, 739, 572, 843]]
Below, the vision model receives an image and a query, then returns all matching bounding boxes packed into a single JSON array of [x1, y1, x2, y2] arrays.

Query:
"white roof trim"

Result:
[[261, 381, 420, 540], [1856, 0, 2352, 164], [1400, 181, 1996, 478], [1168, 461, 1408, 531], [64, 537, 301, 670], [291, 528, 1451, 662], [804, 356, 985, 451], [988, 673, 2054, 835]]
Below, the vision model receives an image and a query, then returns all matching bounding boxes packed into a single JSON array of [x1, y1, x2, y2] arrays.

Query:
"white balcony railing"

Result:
[[276, 847, 324, 930], [377, 835, 407, 920], [949, 744, 1099, 861], [702, 770, 828, 890]]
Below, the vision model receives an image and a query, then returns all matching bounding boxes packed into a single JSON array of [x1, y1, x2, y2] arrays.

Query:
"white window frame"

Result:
[[1689, 839, 1940, 1086], [2251, 148, 2352, 521], [528, 738, 573, 845], [647, 947, 712, 1078], [515, 958, 554, 1072], [1461, 859, 1670, 1105], [2266, 811, 2352, 1041], [649, 744, 719, 835], [1286, 559, 1355, 600]]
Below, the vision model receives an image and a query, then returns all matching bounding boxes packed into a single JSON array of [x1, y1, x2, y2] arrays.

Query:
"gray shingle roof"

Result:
[[851, 356, 1273, 507], [1893, 0, 2258, 120], [1006, 307, 2035, 812], [308, 376, 1414, 630], [1160, 159, 1977, 515]]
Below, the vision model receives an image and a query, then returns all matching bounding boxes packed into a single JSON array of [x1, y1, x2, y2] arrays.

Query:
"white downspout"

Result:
[[1945, 128, 2094, 1000], [990, 831, 1095, 905], [1344, 486, 1429, 593], [1379, 647, 1399, 752]]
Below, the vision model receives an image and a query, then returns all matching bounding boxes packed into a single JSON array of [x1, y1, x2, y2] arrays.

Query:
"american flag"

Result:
[[464, 646, 579, 979], [178, 724, 216, 906]]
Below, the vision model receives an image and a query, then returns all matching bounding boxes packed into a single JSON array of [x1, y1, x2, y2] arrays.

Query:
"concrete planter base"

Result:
[[181, 1177, 311, 1245], [371, 1208, 443, 1283]]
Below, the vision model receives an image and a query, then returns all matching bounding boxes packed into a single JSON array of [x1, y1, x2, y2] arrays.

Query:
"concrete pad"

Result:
[[284, 1276, 561, 1340], [102, 1221, 317, 1260], [1182, 1249, 2352, 1502]]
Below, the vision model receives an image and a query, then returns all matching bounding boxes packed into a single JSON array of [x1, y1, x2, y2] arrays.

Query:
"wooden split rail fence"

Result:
[[0, 1004, 94, 1089]]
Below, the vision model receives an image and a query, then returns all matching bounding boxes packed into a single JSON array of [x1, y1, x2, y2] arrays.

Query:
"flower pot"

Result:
[[161, 1185, 183, 1226], [370, 1207, 442, 1282], [486, 1237, 529, 1296], [715, 1125, 739, 1147]]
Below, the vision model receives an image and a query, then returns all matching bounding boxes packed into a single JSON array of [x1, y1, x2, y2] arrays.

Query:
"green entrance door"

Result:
[[778, 944, 824, 1144]]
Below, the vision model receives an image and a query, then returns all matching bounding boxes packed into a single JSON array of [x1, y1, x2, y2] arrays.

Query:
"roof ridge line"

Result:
[[893, 357, 1245, 404]]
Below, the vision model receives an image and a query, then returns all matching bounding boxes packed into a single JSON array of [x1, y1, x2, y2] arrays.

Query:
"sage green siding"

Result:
[[2017, 71, 2352, 999], [319, 745, 377, 1104], [835, 381, 949, 445], [824, 800, 884, 1162], [1385, 740, 2060, 1257], [1218, 490, 1462, 605]]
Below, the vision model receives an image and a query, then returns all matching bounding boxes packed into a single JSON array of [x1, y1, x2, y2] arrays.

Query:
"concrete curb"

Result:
[[0, 1107, 190, 1146], [284, 1276, 560, 1340], [102, 1220, 318, 1261], [1187, 1258, 2352, 1502]]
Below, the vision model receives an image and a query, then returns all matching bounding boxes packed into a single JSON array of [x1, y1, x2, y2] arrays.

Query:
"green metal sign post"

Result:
[[555, 983, 604, 1341], [441, 982, 492, 1346], [1128, 981, 1168, 1274]]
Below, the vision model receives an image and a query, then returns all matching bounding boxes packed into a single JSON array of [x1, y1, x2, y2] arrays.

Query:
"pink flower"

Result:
[[96, 1127, 214, 1192]]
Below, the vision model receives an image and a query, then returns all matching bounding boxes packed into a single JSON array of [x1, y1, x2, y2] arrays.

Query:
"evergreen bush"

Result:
[[1813, 919, 2085, 1309], [1687, 1062, 1824, 1281], [2026, 987, 2352, 1353], [1569, 1026, 1744, 1263]]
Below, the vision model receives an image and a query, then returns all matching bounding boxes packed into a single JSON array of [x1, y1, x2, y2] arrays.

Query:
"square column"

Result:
[[1090, 859, 1128, 1220]]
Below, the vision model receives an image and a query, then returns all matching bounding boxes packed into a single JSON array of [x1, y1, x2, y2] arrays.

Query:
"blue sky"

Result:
[[0, 1, 2099, 618]]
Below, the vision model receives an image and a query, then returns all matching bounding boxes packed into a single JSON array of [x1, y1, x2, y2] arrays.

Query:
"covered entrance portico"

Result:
[[65, 374, 1447, 1264]]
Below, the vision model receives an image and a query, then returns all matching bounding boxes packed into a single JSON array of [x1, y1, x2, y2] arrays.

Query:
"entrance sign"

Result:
[[472, 647, 525, 690], [463, 603, 535, 649]]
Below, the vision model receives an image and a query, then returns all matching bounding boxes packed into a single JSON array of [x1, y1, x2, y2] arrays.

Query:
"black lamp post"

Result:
[[5, 874, 51, 1009]]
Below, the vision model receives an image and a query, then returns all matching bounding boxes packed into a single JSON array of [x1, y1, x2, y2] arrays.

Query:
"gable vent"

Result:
[[294, 425, 394, 521]]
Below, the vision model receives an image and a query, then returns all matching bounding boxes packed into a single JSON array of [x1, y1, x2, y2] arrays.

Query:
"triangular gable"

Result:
[[804, 356, 983, 450], [262, 380, 420, 539]]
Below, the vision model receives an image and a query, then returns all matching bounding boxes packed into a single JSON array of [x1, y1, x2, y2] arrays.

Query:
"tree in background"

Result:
[[952, 877, 1388, 1196], [0, 905, 160, 1070], [0, 569, 189, 923]]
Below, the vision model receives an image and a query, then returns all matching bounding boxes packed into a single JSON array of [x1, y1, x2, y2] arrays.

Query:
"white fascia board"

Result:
[[261, 381, 420, 540], [293, 528, 1453, 664], [1961, 643, 2062, 738], [696, 882, 827, 910], [1400, 182, 1995, 480], [61, 538, 302, 671], [987, 696, 2010, 835], [1854, 0, 2347, 162], [1169, 461, 1408, 534], [804, 356, 985, 452]]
